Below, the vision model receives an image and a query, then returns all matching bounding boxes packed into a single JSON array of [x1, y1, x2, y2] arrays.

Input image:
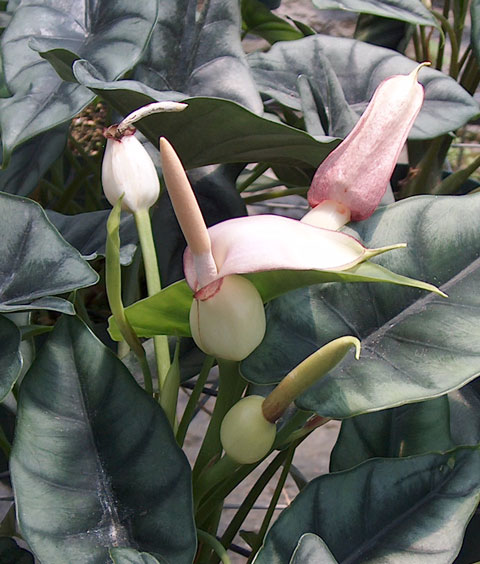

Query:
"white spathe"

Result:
[[102, 134, 160, 213]]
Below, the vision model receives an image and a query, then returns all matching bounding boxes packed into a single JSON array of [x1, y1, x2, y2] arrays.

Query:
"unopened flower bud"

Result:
[[190, 274, 266, 361], [102, 125, 160, 213], [308, 64, 428, 223], [221, 395, 276, 464]]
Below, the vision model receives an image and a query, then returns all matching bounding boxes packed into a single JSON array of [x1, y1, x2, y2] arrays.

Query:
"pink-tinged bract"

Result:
[[184, 215, 369, 291], [308, 66, 426, 221]]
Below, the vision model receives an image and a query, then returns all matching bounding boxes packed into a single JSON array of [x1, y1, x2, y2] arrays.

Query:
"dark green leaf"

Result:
[[354, 13, 412, 51], [242, 0, 304, 44], [255, 448, 480, 564], [311, 0, 437, 27], [11, 316, 196, 564], [0, 192, 98, 313], [0, 314, 21, 401], [0, 538, 34, 564], [258, 0, 281, 8], [0, 0, 159, 164], [249, 35, 479, 139], [47, 209, 138, 266], [73, 61, 340, 170], [133, 0, 262, 113], [330, 396, 454, 472], [242, 194, 480, 418], [0, 126, 68, 197], [110, 547, 165, 564], [449, 377, 480, 447]]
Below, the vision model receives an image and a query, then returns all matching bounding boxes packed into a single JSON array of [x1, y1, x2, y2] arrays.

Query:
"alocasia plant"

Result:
[[1, 1, 480, 563]]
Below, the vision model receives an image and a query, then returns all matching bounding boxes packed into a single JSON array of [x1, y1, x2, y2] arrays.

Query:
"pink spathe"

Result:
[[308, 65, 426, 221]]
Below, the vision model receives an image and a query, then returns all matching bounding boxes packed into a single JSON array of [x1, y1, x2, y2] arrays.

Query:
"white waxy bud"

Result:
[[221, 395, 276, 464], [189, 274, 266, 361], [102, 126, 160, 213]]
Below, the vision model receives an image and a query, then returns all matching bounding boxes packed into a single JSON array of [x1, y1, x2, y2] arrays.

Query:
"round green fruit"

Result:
[[220, 396, 276, 464]]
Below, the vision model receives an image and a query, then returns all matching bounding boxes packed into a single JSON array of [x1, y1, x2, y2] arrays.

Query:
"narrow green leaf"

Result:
[[108, 260, 440, 341]]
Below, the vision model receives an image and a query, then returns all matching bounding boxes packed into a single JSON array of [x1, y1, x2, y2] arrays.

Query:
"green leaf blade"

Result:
[[11, 316, 196, 564], [255, 448, 480, 564], [242, 194, 480, 418], [0, 192, 98, 313]]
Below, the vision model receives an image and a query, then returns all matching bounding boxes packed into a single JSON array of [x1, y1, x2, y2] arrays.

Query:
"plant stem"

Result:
[[243, 187, 307, 205], [247, 443, 297, 562], [412, 28, 422, 61], [106, 203, 153, 394], [197, 530, 231, 564], [0, 427, 11, 459], [192, 359, 246, 482], [220, 449, 290, 550], [194, 455, 240, 512], [432, 11, 460, 78], [177, 355, 215, 446], [435, 0, 450, 70], [133, 208, 171, 392], [237, 164, 269, 193], [196, 450, 289, 526], [433, 153, 480, 195]]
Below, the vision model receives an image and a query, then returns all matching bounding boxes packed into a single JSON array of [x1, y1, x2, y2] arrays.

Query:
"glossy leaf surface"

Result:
[[0, 0, 158, 163], [11, 316, 196, 564], [249, 35, 479, 139], [255, 448, 480, 564], [110, 547, 164, 564], [73, 61, 340, 170], [133, 0, 262, 113], [0, 192, 98, 313], [0, 126, 68, 197], [290, 534, 338, 563], [47, 209, 138, 266], [242, 194, 480, 418], [330, 396, 454, 471]]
